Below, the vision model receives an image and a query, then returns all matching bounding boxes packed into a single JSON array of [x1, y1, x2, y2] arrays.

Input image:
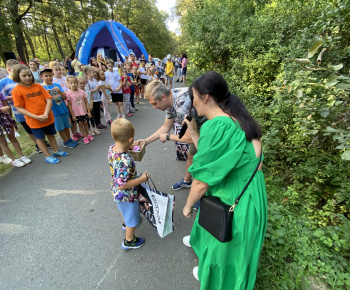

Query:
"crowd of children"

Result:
[[0, 51, 183, 167]]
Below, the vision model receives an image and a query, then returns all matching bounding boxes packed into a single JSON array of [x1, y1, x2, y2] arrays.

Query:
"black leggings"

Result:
[[93, 102, 101, 126]]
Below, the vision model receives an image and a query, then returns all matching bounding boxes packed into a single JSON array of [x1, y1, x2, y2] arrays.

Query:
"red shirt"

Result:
[[121, 76, 131, 94], [131, 62, 138, 68]]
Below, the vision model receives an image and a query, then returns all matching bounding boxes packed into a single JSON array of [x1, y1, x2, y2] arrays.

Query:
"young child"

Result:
[[11, 64, 68, 164], [86, 67, 106, 130], [125, 62, 137, 113], [121, 67, 133, 118], [137, 60, 148, 99], [132, 66, 140, 105], [0, 59, 46, 153], [165, 54, 174, 90], [105, 61, 125, 118], [66, 75, 94, 144], [108, 118, 148, 249], [77, 76, 99, 136], [96, 69, 113, 124], [147, 67, 158, 84], [52, 62, 80, 140], [0, 92, 31, 167], [41, 68, 78, 148]]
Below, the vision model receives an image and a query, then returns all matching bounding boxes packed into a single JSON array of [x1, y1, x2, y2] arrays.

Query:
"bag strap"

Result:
[[229, 152, 262, 213], [147, 174, 158, 192]]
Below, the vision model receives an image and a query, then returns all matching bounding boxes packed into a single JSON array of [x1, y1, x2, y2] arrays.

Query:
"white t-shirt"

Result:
[[138, 67, 148, 80], [53, 76, 69, 92], [105, 71, 122, 93]]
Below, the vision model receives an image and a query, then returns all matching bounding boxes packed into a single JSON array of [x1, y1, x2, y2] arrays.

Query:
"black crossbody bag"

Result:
[[198, 153, 262, 243]]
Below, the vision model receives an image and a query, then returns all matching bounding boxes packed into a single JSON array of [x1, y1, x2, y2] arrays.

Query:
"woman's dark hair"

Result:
[[191, 71, 262, 141], [182, 53, 187, 59]]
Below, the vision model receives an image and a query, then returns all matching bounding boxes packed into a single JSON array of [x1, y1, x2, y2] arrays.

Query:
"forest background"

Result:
[[1, 0, 350, 289]]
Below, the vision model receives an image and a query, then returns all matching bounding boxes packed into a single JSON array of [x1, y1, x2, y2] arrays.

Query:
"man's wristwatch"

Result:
[[166, 133, 171, 141]]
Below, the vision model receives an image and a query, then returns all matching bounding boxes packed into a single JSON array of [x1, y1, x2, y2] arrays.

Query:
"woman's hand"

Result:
[[183, 204, 192, 218], [183, 115, 197, 135]]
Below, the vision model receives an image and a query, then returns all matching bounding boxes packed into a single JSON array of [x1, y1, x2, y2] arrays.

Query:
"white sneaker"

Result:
[[0, 155, 12, 164], [12, 159, 26, 167], [183, 235, 191, 248], [20, 156, 32, 164], [193, 266, 199, 281]]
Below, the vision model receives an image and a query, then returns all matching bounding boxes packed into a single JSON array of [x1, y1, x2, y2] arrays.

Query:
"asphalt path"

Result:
[[0, 82, 200, 289]]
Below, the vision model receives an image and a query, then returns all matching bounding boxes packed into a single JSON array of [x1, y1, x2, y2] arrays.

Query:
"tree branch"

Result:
[[17, 0, 33, 22]]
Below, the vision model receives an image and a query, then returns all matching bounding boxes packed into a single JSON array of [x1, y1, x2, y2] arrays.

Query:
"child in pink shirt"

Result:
[[66, 75, 93, 144]]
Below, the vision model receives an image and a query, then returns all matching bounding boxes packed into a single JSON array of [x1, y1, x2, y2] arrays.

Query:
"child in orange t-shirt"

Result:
[[11, 64, 69, 164]]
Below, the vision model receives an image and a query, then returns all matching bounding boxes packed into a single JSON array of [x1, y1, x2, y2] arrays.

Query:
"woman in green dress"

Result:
[[183, 71, 267, 289]]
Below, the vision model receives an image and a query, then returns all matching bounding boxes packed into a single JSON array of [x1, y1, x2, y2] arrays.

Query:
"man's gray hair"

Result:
[[145, 80, 171, 101]]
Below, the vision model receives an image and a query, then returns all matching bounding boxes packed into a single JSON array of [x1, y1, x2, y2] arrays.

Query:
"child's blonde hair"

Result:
[[111, 118, 135, 143], [106, 59, 114, 65], [66, 75, 77, 84], [49, 61, 60, 70], [12, 64, 35, 84], [6, 59, 19, 69], [77, 76, 85, 84], [83, 65, 94, 75]]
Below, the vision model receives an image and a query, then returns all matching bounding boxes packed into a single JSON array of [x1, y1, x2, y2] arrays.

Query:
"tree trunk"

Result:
[[24, 29, 36, 58], [51, 23, 65, 59], [44, 34, 51, 60], [62, 24, 74, 53], [126, 0, 132, 28], [13, 22, 27, 63]]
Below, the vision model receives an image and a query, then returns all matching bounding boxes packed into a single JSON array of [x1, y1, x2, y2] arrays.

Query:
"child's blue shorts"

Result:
[[54, 112, 71, 132], [117, 201, 141, 228], [31, 123, 56, 140]]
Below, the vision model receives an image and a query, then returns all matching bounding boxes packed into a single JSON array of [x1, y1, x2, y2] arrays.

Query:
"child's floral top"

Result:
[[108, 145, 138, 203]]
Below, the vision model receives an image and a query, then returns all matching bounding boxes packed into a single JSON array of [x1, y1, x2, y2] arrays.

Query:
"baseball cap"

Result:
[[167, 54, 171, 59], [39, 68, 52, 75], [129, 52, 135, 56]]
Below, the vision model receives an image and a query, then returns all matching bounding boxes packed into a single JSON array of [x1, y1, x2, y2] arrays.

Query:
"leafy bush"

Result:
[[177, 0, 350, 288]]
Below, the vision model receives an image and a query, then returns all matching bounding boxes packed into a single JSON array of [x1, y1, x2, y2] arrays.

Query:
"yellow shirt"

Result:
[[166, 61, 174, 77]]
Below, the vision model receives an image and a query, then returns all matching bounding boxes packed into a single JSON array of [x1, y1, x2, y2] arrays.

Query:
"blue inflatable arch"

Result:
[[76, 20, 148, 65]]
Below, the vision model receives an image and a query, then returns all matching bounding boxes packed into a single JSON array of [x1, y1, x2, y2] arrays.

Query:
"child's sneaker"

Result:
[[71, 134, 79, 142], [89, 131, 96, 136], [126, 113, 133, 117], [35, 144, 42, 153], [45, 155, 60, 164], [0, 155, 12, 164], [20, 156, 32, 164], [121, 236, 145, 250], [93, 129, 101, 135], [12, 159, 26, 167], [53, 150, 69, 157], [83, 137, 89, 144], [87, 135, 94, 141], [63, 139, 78, 148], [76, 132, 84, 138]]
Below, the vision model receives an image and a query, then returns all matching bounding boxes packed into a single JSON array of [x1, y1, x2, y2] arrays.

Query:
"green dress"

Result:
[[188, 116, 267, 290]]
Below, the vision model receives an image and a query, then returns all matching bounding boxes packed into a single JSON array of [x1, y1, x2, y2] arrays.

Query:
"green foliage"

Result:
[[177, 0, 350, 287], [1, 0, 175, 62]]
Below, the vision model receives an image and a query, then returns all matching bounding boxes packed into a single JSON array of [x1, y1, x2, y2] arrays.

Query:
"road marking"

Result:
[[0, 223, 28, 235], [95, 254, 119, 289], [44, 189, 105, 197]]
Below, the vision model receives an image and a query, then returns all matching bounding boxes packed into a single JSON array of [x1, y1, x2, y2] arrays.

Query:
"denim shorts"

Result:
[[54, 112, 71, 131], [117, 200, 141, 228], [166, 75, 173, 82], [31, 123, 56, 140]]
